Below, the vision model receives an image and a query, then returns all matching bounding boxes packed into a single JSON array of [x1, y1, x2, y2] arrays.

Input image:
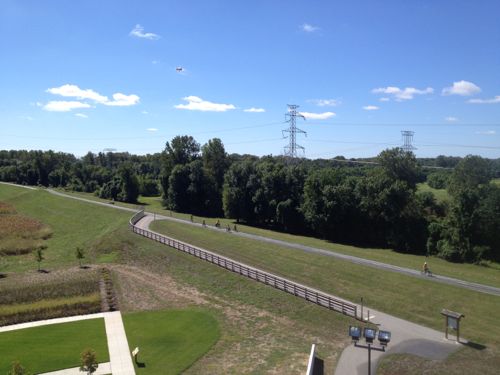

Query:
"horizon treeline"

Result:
[[1, 139, 499, 264]]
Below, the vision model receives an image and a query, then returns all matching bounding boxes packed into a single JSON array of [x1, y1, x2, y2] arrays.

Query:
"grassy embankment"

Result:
[[123, 309, 220, 374], [3, 184, 499, 373], [150, 219, 500, 374], [57, 188, 500, 289], [0, 318, 109, 374], [0, 186, 131, 272], [1, 185, 355, 373], [0, 201, 52, 256]]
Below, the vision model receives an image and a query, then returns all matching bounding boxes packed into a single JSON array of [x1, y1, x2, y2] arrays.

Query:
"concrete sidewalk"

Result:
[[38, 362, 111, 375], [0, 313, 108, 333], [0, 312, 135, 375], [104, 311, 136, 375], [334, 309, 460, 375]]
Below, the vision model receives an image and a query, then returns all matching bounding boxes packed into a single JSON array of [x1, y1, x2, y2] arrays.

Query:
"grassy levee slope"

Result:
[[52, 189, 500, 288], [150, 220, 500, 367], [0, 185, 130, 272], [0, 318, 109, 374], [4, 185, 499, 372], [1, 185, 354, 372], [116, 227, 355, 373], [123, 309, 220, 374]]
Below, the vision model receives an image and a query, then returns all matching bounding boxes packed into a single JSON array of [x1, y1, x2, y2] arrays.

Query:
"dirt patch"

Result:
[[110, 264, 207, 311], [111, 264, 345, 374], [0, 205, 52, 255]]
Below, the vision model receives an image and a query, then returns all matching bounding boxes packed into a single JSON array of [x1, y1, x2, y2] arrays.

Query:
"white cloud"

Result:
[[19, 115, 34, 121], [475, 130, 496, 135], [103, 93, 140, 107], [43, 101, 91, 112], [379, 97, 390, 102], [244, 107, 265, 113], [363, 105, 379, 111], [47, 84, 108, 103], [442, 80, 481, 96], [142, 110, 149, 115], [45, 84, 140, 109], [302, 23, 319, 33], [75, 113, 88, 118], [174, 96, 236, 112], [309, 99, 340, 107], [445, 116, 458, 122], [468, 95, 500, 104], [147, 128, 158, 132], [152, 60, 159, 65], [129, 24, 160, 40], [299, 111, 336, 120], [372, 86, 433, 101]]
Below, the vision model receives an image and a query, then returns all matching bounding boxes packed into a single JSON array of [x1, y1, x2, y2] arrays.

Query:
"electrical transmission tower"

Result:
[[282, 104, 307, 158], [401, 130, 416, 153]]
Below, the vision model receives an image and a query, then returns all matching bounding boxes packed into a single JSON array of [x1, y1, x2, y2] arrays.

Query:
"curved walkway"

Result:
[[38, 187, 499, 296], [134, 214, 460, 375], [150, 214, 500, 297]]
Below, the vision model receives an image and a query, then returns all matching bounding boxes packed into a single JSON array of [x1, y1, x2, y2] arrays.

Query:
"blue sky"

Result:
[[1, 0, 499, 158]]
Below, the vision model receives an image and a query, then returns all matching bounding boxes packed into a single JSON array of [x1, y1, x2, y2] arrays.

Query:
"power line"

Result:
[[282, 104, 307, 158], [0, 121, 286, 141], [304, 122, 500, 127]]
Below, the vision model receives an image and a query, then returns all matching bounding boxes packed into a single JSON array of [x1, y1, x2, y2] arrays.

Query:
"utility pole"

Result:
[[401, 130, 416, 153], [283, 104, 307, 158]]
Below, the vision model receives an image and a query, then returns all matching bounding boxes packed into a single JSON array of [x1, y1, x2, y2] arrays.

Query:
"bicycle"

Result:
[[421, 269, 433, 277]]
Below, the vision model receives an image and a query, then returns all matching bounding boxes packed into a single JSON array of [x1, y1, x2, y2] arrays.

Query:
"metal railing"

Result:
[[129, 211, 359, 319]]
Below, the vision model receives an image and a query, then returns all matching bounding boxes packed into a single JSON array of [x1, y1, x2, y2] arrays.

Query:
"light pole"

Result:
[[349, 326, 391, 375]]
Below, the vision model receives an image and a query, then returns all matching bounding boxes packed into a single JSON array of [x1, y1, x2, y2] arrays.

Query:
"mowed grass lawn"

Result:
[[53, 189, 500, 288], [150, 220, 500, 349], [0, 185, 131, 272], [123, 309, 219, 374], [0, 318, 109, 374]]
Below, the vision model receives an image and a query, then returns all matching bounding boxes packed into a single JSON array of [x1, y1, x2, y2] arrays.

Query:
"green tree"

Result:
[[427, 171, 450, 189], [202, 138, 228, 192], [222, 161, 257, 223], [378, 148, 422, 189], [76, 247, 85, 268], [35, 246, 45, 272], [80, 348, 98, 375], [448, 155, 492, 197], [167, 164, 191, 212], [160, 135, 200, 204], [117, 163, 139, 203]]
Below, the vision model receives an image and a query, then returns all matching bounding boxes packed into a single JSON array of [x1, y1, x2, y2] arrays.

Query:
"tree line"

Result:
[[1, 139, 499, 263]]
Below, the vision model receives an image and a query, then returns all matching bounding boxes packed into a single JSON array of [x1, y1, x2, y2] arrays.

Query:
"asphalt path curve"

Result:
[[10, 185, 496, 298], [133, 214, 460, 375]]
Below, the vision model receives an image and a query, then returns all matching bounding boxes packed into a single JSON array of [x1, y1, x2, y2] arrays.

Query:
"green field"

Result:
[[0, 185, 131, 272], [0, 318, 109, 374], [417, 182, 450, 203], [150, 219, 500, 348], [49, 188, 500, 288], [2, 184, 500, 373], [123, 309, 220, 374]]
